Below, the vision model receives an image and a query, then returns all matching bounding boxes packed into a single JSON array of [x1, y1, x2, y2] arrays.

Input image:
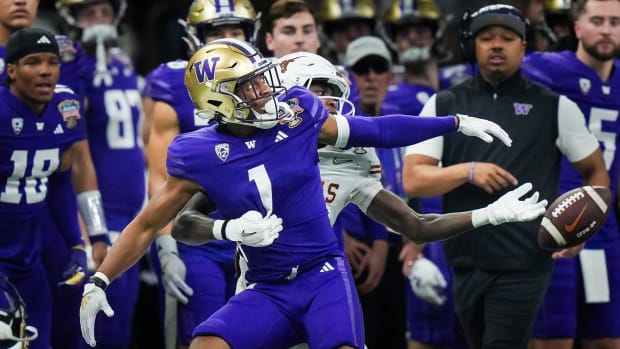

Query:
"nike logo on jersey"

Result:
[[333, 158, 353, 165], [564, 205, 587, 233]]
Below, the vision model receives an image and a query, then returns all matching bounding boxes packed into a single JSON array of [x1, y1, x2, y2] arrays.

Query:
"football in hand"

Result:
[[538, 186, 611, 250]]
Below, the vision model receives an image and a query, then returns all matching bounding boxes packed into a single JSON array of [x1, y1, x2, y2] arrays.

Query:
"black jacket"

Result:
[[436, 71, 559, 271]]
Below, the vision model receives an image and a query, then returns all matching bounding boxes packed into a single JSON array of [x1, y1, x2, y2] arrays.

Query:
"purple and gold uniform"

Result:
[[523, 51, 620, 339], [144, 60, 236, 345], [169, 86, 364, 348], [0, 85, 86, 349]]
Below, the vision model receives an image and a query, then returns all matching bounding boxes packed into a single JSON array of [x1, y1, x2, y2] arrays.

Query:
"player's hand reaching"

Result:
[[456, 114, 512, 147], [157, 234, 194, 304], [408, 257, 447, 306], [472, 182, 548, 227], [80, 273, 114, 347], [214, 210, 283, 247], [59, 245, 87, 287]]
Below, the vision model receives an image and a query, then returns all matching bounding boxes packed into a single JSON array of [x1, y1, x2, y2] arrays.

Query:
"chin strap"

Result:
[[82, 24, 117, 87]]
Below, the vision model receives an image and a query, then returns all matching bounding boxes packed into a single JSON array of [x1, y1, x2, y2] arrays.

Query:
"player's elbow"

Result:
[[403, 173, 427, 198]]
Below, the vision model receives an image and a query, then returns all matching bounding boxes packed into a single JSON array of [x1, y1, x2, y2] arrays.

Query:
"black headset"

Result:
[[459, 4, 529, 62]]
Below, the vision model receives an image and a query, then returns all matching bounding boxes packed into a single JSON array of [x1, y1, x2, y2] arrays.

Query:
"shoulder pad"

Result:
[[54, 83, 76, 95]]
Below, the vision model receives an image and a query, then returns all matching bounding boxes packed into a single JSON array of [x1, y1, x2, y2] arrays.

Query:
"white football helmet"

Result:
[[278, 52, 355, 116], [184, 38, 287, 129]]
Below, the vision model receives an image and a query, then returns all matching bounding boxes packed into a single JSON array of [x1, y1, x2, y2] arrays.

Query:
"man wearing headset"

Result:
[[402, 4, 608, 349]]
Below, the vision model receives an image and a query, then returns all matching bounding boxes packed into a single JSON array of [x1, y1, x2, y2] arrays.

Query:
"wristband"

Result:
[[471, 208, 489, 228], [89, 234, 111, 245], [468, 161, 476, 183], [89, 272, 110, 291], [221, 220, 229, 240], [212, 220, 227, 240]]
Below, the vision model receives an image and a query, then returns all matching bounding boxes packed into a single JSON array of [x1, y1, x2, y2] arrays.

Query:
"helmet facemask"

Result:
[[230, 59, 288, 129]]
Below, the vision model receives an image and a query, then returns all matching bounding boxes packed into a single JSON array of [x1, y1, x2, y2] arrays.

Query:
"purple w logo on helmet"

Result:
[[193, 57, 221, 83]]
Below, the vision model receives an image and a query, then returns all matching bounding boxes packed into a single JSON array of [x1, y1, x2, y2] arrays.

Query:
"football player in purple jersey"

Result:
[[79, 38, 546, 349], [0, 1, 110, 348], [55, 1, 146, 348], [522, 1, 620, 348], [142, 1, 256, 348], [0, 28, 94, 349]]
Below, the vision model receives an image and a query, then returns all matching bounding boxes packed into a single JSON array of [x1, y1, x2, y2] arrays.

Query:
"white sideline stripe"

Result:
[[541, 217, 567, 246], [583, 186, 608, 213]]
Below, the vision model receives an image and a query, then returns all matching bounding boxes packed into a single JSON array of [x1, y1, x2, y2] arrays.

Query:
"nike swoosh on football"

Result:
[[240, 231, 257, 237], [564, 205, 588, 233], [333, 158, 353, 165]]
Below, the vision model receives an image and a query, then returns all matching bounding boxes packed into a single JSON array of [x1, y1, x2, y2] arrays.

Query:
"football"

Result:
[[538, 186, 611, 250]]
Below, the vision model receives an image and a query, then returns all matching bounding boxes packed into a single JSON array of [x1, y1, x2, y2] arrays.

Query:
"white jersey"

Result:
[[318, 145, 384, 225]]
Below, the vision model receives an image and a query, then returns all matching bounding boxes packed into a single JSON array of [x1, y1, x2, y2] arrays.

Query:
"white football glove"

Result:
[[80, 275, 114, 347], [456, 114, 512, 147], [409, 257, 447, 306], [213, 210, 283, 247], [472, 182, 548, 227], [156, 234, 194, 304]]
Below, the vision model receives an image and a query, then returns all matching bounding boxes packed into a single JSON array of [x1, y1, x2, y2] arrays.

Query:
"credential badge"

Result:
[[215, 143, 229, 162]]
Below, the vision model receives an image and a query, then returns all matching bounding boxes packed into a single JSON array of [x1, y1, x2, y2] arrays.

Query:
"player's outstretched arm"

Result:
[[365, 183, 546, 243], [80, 175, 199, 347], [318, 113, 512, 149]]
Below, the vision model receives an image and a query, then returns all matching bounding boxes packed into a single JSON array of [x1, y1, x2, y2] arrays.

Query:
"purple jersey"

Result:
[[144, 60, 209, 133], [145, 60, 233, 263], [0, 86, 86, 268], [439, 63, 475, 90], [385, 82, 434, 117], [167, 86, 342, 282], [82, 53, 145, 216], [523, 51, 620, 248]]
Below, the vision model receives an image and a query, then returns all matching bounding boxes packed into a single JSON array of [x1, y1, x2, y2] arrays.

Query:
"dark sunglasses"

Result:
[[351, 57, 390, 75]]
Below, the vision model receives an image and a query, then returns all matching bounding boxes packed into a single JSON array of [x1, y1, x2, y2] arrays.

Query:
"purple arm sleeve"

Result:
[[345, 114, 457, 148], [47, 170, 85, 247]]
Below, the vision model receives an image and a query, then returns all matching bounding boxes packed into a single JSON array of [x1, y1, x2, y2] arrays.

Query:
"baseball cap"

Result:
[[6, 27, 59, 64], [344, 36, 392, 68], [468, 4, 527, 39]]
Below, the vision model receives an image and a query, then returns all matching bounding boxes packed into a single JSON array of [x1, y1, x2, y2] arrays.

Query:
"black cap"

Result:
[[6, 28, 59, 64], [469, 4, 528, 40]]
